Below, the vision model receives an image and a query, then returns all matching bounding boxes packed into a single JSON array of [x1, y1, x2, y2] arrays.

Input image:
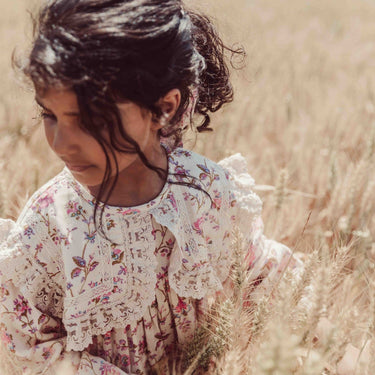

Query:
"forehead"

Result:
[[36, 88, 78, 109]]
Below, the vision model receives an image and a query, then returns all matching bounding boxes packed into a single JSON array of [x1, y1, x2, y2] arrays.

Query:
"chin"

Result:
[[70, 169, 103, 187]]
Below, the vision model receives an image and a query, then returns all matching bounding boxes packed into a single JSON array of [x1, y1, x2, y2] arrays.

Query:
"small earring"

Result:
[[160, 113, 169, 127]]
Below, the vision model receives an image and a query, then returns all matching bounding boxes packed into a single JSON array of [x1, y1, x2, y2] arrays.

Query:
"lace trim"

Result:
[[218, 153, 262, 217], [63, 213, 158, 351], [0, 152, 262, 352], [0, 220, 64, 318], [152, 173, 232, 299]]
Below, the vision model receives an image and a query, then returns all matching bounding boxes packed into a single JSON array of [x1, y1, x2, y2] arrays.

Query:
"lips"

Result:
[[65, 163, 92, 172]]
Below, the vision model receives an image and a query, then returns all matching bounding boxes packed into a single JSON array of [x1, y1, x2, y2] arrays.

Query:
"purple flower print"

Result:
[[42, 346, 54, 360], [73, 256, 86, 267], [118, 265, 127, 275], [197, 164, 210, 174], [38, 195, 54, 209], [23, 226, 35, 239], [71, 268, 82, 278], [84, 231, 96, 243]]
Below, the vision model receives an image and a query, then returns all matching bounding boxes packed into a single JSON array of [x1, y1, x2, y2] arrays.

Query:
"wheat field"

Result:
[[1, 0, 375, 374]]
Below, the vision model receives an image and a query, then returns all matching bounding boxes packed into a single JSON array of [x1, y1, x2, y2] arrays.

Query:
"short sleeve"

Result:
[[218, 154, 305, 304]]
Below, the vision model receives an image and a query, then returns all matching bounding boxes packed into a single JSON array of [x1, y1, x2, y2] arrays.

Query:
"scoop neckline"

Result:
[[65, 147, 173, 214]]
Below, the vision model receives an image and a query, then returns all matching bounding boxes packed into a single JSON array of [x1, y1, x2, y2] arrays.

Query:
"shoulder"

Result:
[[169, 148, 231, 194], [0, 170, 73, 288], [1, 168, 80, 267], [17, 168, 80, 224]]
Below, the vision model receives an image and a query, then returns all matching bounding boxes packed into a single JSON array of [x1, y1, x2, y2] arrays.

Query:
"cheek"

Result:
[[44, 123, 55, 149], [120, 109, 153, 148]]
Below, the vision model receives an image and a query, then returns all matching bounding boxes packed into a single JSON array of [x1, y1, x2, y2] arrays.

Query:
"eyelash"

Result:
[[40, 111, 57, 121]]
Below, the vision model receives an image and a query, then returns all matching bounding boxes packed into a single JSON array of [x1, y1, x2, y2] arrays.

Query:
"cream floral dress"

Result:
[[0, 148, 300, 374]]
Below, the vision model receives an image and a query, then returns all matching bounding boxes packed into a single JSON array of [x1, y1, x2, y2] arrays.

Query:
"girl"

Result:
[[0, 1, 366, 374]]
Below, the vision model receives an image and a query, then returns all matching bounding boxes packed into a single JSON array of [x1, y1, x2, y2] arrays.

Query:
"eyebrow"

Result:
[[35, 96, 80, 117]]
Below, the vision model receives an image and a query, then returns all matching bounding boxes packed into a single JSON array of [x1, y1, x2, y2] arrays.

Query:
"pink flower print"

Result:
[[176, 317, 191, 334], [165, 278, 171, 293], [13, 295, 32, 318], [245, 245, 257, 268], [38, 195, 54, 209], [88, 281, 99, 288], [71, 268, 82, 278], [66, 201, 79, 215], [118, 338, 128, 351], [117, 353, 130, 368], [156, 271, 166, 281], [121, 208, 141, 216], [229, 192, 237, 207], [138, 339, 147, 355], [151, 228, 157, 240], [166, 238, 174, 248], [1, 330, 12, 345], [183, 191, 192, 202], [99, 361, 117, 374], [193, 217, 205, 236], [103, 331, 112, 345], [168, 193, 178, 211], [175, 297, 188, 314], [35, 243, 43, 253], [212, 189, 222, 209], [89, 261, 99, 272], [175, 165, 188, 181]]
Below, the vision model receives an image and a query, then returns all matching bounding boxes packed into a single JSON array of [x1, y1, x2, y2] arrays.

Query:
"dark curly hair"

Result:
[[19, 0, 245, 234]]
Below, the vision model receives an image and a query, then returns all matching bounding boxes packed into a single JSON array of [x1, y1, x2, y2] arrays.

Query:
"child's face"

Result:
[[36, 88, 160, 188]]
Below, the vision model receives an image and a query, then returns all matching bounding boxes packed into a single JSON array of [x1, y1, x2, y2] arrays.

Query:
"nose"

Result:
[[47, 123, 80, 157]]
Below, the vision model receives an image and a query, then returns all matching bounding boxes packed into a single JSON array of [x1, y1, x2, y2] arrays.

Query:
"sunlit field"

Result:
[[1, 0, 375, 373]]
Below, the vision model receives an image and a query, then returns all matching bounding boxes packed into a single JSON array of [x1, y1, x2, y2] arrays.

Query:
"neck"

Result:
[[88, 144, 168, 207]]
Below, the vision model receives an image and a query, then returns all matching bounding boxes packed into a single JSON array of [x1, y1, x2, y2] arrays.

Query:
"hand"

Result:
[[315, 318, 371, 375], [336, 341, 371, 375]]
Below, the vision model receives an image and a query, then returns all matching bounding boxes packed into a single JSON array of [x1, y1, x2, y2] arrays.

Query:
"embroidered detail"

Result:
[[0, 220, 64, 318], [0, 149, 263, 352], [63, 213, 158, 351]]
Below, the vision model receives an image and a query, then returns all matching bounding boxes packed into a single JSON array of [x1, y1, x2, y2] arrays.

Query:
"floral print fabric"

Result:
[[0, 149, 301, 374]]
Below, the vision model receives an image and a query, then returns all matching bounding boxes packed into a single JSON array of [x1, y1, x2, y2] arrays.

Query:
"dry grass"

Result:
[[1, 0, 375, 373]]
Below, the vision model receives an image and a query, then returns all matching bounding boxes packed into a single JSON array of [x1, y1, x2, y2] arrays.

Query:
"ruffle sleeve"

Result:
[[0, 217, 128, 374], [218, 154, 304, 304]]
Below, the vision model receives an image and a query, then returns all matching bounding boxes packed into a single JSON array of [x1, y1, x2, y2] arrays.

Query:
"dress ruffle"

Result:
[[0, 150, 264, 354], [0, 219, 64, 318]]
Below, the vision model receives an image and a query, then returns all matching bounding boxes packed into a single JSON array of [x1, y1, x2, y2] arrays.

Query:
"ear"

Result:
[[152, 89, 181, 129]]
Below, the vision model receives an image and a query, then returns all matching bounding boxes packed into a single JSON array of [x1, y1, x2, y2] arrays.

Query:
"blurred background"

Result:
[[2, 1, 375, 373], [2, 0, 375, 251]]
